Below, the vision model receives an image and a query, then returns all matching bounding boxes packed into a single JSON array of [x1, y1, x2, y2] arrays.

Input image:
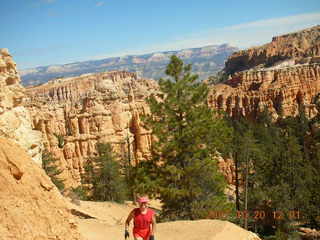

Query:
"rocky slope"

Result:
[[0, 138, 85, 240], [20, 44, 238, 86], [0, 48, 42, 164], [25, 71, 158, 187], [210, 26, 320, 119]]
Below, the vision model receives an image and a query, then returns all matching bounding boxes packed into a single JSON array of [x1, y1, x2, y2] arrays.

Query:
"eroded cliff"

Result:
[[224, 25, 320, 75], [26, 71, 158, 187], [210, 26, 320, 119], [209, 64, 320, 119], [0, 48, 43, 164]]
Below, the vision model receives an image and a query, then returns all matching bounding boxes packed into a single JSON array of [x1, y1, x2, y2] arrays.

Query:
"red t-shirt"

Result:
[[133, 208, 154, 240]]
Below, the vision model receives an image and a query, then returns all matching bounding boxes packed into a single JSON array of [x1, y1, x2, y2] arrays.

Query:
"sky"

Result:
[[1, 0, 320, 69]]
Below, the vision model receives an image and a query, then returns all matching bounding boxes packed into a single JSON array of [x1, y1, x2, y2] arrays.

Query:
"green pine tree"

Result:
[[42, 150, 65, 191], [141, 55, 233, 220], [248, 111, 314, 235], [87, 142, 129, 203]]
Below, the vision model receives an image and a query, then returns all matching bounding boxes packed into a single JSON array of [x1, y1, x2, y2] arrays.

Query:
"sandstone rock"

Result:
[[299, 227, 320, 239], [224, 25, 320, 74], [0, 138, 85, 240], [0, 48, 10, 56], [26, 71, 158, 187], [209, 64, 320, 119], [0, 49, 43, 164], [210, 26, 320, 119], [218, 157, 235, 185]]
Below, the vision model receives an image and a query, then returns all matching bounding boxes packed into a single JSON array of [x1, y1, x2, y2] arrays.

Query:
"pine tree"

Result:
[[142, 55, 233, 220], [248, 111, 313, 235], [230, 107, 320, 235], [228, 117, 257, 212], [86, 143, 128, 202], [301, 94, 320, 228], [42, 150, 65, 191]]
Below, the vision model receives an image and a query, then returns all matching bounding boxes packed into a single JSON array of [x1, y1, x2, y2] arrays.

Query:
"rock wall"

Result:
[[26, 71, 158, 187], [0, 138, 85, 240], [209, 64, 320, 119], [225, 25, 320, 74], [0, 48, 43, 164], [210, 26, 320, 119]]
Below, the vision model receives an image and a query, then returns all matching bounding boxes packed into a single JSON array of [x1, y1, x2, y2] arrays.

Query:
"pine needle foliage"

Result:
[[141, 55, 233, 220], [229, 106, 320, 235], [87, 142, 128, 203]]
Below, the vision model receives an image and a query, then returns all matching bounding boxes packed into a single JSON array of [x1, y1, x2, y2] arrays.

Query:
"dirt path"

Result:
[[74, 201, 261, 240]]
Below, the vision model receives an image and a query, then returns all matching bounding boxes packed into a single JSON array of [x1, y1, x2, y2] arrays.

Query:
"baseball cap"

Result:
[[137, 196, 150, 203]]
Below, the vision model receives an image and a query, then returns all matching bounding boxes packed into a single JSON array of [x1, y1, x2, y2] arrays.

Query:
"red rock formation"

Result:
[[225, 25, 320, 74], [209, 64, 320, 119], [0, 138, 84, 240], [210, 26, 320, 120], [26, 71, 158, 187], [217, 157, 235, 185]]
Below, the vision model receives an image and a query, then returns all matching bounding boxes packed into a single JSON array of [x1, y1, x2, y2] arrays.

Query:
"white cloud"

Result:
[[159, 11, 320, 50], [227, 12, 320, 30], [96, 1, 105, 7]]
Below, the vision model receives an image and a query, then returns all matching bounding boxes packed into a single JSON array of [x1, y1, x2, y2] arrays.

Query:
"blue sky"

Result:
[[1, 0, 320, 69]]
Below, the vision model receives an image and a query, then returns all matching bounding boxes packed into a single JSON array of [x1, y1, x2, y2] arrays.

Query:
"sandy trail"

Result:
[[74, 201, 260, 240]]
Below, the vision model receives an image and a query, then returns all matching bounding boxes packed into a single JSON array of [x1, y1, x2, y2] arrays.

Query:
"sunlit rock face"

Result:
[[209, 64, 320, 119], [0, 138, 84, 240], [209, 26, 320, 119], [26, 71, 159, 187], [224, 25, 320, 75], [0, 48, 43, 164]]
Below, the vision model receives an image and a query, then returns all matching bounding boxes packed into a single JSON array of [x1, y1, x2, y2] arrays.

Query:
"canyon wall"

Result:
[[209, 64, 320, 119], [0, 48, 43, 164], [26, 71, 159, 187], [224, 25, 320, 75], [210, 26, 320, 119]]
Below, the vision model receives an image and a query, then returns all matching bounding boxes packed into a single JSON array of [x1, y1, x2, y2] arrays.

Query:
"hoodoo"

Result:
[[26, 71, 159, 187], [209, 26, 320, 119]]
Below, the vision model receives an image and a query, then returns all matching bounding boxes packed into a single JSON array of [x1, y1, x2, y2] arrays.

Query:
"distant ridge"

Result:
[[19, 44, 238, 86]]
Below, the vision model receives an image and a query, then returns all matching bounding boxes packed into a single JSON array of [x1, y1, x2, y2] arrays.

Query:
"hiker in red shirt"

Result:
[[125, 196, 156, 240]]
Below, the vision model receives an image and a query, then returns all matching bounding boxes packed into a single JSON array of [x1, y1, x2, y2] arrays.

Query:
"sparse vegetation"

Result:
[[54, 133, 65, 148], [207, 71, 229, 84], [70, 185, 89, 202], [42, 150, 65, 192]]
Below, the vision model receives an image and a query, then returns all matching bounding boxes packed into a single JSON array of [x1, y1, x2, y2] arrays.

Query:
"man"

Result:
[[125, 196, 156, 240]]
